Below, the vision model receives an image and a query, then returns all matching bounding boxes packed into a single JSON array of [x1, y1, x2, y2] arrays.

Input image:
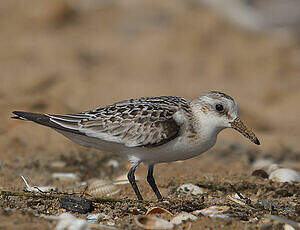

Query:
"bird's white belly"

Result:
[[129, 135, 217, 164], [56, 129, 217, 165]]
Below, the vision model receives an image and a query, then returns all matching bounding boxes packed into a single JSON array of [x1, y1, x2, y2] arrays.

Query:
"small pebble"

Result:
[[177, 184, 203, 195], [50, 161, 66, 169]]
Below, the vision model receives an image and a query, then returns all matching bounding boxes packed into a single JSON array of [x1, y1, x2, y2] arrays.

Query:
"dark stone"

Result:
[[59, 196, 94, 214]]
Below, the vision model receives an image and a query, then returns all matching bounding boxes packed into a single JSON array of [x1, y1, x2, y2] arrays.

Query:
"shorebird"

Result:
[[12, 91, 260, 201]]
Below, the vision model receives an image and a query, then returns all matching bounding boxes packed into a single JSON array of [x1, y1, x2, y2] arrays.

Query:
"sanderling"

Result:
[[12, 91, 260, 200]]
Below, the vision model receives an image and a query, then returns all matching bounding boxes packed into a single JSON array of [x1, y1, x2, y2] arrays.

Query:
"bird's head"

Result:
[[192, 91, 260, 145]]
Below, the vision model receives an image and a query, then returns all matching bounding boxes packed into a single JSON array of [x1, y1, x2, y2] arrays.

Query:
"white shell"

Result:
[[52, 172, 79, 181], [267, 164, 280, 174], [269, 168, 300, 183], [134, 215, 174, 229], [55, 213, 90, 230], [170, 212, 197, 225], [193, 206, 230, 218], [177, 184, 203, 195], [252, 159, 273, 170], [87, 179, 120, 197]]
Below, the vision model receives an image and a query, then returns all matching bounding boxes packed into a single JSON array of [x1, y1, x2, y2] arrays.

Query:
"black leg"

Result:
[[147, 164, 163, 201], [127, 162, 143, 200]]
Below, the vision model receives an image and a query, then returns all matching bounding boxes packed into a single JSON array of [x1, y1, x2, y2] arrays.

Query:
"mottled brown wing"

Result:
[[78, 96, 190, 147], [79, 114, 179, 147]]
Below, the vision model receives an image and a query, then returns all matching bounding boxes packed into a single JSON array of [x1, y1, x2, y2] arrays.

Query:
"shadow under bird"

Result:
[[12, 91, 260, 201]]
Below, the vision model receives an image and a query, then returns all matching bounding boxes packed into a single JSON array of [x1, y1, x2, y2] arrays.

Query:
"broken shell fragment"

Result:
[[20, 175, 57, 193], [134, 215, 174, 229], [170, 212, 198, 225], [177, 184, 203, 195], [146, 207, 173, 216], [194, 206, 230, 218], [87, 179, 120, 197]]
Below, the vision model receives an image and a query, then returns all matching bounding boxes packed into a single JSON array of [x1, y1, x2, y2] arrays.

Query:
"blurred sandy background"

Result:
[[0, 0, 299, 229]]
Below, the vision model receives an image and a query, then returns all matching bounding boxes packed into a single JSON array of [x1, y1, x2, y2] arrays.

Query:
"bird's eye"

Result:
[[215, 104, 224, 112]]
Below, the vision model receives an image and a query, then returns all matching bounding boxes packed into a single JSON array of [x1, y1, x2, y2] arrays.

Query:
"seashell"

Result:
[[87, 179, 120, 197], [177, 184, 203, 195], [134, 215, 174, 230], [269, 168, 300, 183], [52, 172, 79, 181], [113, 174, 140, 185], [251, 169, 269, 179], [55, 213, 90, 230], [252, 158, 273, 171], [267, 164, 280, 174], [146, 207, 173, 216], [87, 213, 110, 223], [170, 212, 197, 225], [194, 206, 230, 218]]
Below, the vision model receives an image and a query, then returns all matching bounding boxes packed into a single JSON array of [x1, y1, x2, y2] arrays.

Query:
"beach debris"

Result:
[[86, 213, 110, 223], [146, 207, 173, 216], [134, 215, 174, 229], [52, 172, 79, 181], [177, 184, 203, 195], [55, 213, 90, 230], [170, 212, 198, 225], [87, 179, 120, 197], [193, 206, 230, 218], [264, 215, 300, 229], [60, 196, 94, 214], [20, 175, 57, 193], [269, 168, 300, 183], [252, 158, 273, 171], [228, 193, 249, 206], [113, 174, 132, 185], [106, 159, 119, 168], [251, 169, 269, 179], [50, 161, 67, 169]]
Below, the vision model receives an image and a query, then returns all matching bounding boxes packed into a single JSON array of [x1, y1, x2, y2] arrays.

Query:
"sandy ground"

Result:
[[0, 0, 299, 229]]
